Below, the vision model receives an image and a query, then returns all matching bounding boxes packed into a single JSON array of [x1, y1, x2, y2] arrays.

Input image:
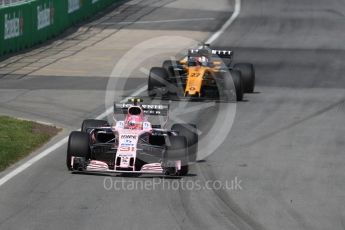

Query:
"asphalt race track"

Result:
[[1, 0, 345, 229]]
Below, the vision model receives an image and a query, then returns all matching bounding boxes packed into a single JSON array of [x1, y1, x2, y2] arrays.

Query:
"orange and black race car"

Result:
[[148, 44, 255, 101]]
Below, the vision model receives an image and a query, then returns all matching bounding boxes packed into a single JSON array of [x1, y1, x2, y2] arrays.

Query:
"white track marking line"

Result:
[[100, 18, 215, 25], [206, 0, 241, 44], [0, 0, 241, 187], [0, 137, 69, 186]]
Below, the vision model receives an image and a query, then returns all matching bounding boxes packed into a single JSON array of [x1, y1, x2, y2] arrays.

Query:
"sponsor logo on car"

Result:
[[211, 50, 232, 55], [117, 104, 168, 110], [117, 153, 135, 157], [120, 134, 137, 139]]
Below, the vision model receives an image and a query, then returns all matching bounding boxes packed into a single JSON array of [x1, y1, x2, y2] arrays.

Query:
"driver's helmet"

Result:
[[189, 56, 208, 67], [197, 56, 208, 66], [124, 106, 144, 130]]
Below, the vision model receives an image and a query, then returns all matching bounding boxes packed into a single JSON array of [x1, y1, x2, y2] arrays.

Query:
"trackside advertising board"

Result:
[[37, 1, 53, 30], [4, 10, 23, 39], [0, 0, 119, 56]]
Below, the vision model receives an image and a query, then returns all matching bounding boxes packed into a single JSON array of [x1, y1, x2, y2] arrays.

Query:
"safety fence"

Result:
[[0, 0, 118, 56]]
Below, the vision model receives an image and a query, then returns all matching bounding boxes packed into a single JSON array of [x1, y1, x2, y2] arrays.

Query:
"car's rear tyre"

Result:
[[164, 136, 189, 176], [162, 60, 182, 80], [230, 70, 244, 101], [233, 63, 255, 93], [67, 131, 90, 170], [81, 119, 109, 132], [148, 67, 170, 98], [171, 123, 198, 162]]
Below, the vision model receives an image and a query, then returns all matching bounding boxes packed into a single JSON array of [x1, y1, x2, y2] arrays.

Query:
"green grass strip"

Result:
[[0, 116, 60, 171]]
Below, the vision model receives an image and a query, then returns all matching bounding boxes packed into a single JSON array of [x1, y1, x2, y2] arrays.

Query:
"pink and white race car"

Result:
[[66, 99, 198, 176]]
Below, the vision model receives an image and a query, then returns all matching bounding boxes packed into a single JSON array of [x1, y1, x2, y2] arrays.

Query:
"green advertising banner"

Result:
[[0, 0, 119, 56], [1, 3, 32, 55]]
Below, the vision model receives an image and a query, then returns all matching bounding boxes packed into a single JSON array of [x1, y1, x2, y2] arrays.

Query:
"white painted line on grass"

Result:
[[0, 0, 241, 187]]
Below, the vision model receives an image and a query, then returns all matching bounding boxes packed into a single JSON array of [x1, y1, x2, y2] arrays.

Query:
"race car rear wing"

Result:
[[188, 49, 233, 59], [211, 49, 233, 59], [114, 103, 169, 116]]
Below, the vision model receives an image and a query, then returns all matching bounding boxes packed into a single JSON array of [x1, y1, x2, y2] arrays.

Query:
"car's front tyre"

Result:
[[67, 131, 90, 171], [148, 67, 170, 99]]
